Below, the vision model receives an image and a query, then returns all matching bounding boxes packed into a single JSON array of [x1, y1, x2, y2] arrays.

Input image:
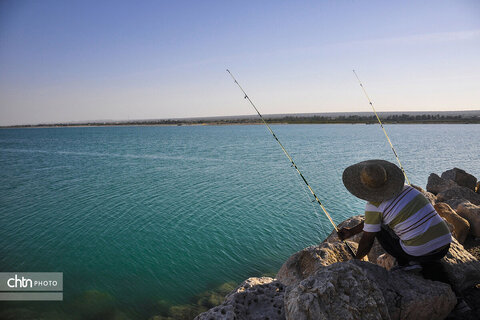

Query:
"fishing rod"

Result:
[[353, 70, 411, 185], [226, 69, 356, 258]]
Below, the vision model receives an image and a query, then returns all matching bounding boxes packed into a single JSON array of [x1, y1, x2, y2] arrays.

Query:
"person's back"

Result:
[[364, 184, 451, 256]]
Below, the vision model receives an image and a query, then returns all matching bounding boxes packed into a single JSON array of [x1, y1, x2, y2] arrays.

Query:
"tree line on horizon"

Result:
[[272, 113, 477, 124], [4, 113, 480, 128]]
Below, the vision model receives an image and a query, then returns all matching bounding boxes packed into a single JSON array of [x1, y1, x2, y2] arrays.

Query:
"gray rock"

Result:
[[356, 261, 456, 320], [276, 241, 358, 287], [456, 201, 480, 237], [426, 173, 457, 195], [442, 237, 480, 292], [324, 215, 385, 262], [194, 277, 285, 320], [284, 261, 456, 320], [437, 186, 480, 205], [441, 168, 477, 191], [284, 261, 390, 320]]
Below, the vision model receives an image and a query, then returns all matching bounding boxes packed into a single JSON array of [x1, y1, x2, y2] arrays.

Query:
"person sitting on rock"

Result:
[[338, 159, 470, 313], [338, 159, 451, 270]]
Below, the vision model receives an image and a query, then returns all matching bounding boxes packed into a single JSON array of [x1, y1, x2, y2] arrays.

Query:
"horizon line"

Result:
[[2, 109, 480, 128]]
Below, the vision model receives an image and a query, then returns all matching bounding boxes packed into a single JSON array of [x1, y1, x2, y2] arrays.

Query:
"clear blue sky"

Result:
[[1, 0, 479, 125]]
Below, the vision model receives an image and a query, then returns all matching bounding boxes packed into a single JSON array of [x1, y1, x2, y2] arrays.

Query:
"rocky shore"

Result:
[[188, 168, 480, 320]]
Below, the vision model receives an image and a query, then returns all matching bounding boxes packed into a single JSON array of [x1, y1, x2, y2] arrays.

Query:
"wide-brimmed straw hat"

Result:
[[342, 159, 405, 202]]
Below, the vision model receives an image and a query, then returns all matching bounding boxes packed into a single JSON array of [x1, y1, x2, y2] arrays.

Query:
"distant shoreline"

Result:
[[2, 121, 480, 129], [2, 111, 480, 128]]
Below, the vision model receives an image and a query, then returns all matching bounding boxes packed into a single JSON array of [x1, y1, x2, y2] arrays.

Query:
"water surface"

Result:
[[0, 124, 478, 318]]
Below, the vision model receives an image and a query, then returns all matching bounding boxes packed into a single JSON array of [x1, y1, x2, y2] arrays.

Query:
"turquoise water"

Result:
[[0, 124, 478, 318]]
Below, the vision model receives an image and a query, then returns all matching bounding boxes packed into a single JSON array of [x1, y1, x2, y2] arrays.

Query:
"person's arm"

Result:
[[355, 231, 376, 260], [337, 221, 364, 240]]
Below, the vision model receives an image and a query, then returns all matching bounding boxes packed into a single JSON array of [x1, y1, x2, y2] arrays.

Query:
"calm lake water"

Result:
[[0, 124, 478, 318]]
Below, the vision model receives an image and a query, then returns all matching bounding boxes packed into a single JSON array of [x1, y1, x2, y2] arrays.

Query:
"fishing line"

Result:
[[271, 137, 329, 241], [296, 170, 329, 241], [353, 70, 411, 185], [227, 69, 355, 257], [289, 155, 329, 241]]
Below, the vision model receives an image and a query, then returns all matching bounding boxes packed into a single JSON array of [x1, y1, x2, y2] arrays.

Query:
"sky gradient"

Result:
[[1, 0, 479, 126]]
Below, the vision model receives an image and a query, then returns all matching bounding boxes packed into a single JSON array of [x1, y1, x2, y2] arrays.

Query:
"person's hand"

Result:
[[337, 227, 352, 240]]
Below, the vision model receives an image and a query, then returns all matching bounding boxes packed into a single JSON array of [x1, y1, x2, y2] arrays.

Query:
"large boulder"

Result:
[[284, 261, 390, 320], [456, 201, 480, 237], [437, 186, 480, 206], [284, 261, 456, 320], [358, 261, 457, 320], [441, 168, 477, 191], [442, 238, 480, 292], [361, 261, 457, 320], [324, 215, 385, 262], [276, 241, 358, 286], [426, 173, 457, 195], [194, 277, 285, 320], [434, 203, 470, 243]]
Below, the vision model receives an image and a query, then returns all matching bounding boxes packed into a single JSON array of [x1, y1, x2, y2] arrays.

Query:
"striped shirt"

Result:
[[363, 185, 452, 256]]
